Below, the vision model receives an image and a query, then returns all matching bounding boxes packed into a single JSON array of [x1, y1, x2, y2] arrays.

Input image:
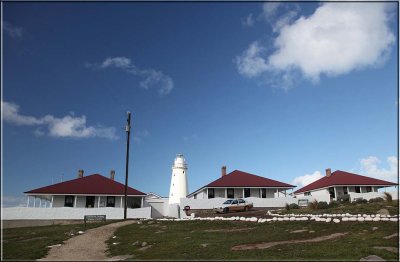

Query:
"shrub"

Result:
[[383, 192, 393, 203], [317, 201, 329, 209], [369, 197, 384, 203], [308, 199, 319, 210], [353, 198, 368, 204], [285, 203, 290, 210], [289, 203, 299, 209], [328, 200, 340, 208], [337, 194, 350, 203]]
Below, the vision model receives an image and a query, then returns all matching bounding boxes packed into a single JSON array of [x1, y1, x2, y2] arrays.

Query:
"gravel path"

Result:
[[39, 220, 137, 261]]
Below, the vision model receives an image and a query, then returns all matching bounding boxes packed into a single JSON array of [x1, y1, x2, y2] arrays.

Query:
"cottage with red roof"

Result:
[[24, 170, 146, 209], [293, 168, 398, 203], [187, 167, 295, 199]]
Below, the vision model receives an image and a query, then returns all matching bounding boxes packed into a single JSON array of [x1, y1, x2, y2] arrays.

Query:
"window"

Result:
[[107, 196, 115, 207], [366, 186, 372, 193], [238, 199, 245, 204], [232, 200, 238, 204], [86, 196, 95, 208], [261, 188, 266, 198], [355, 186, 361, 193], [304, 192, 311, 196], [343, 187, 348, 195], [244, 188, 250, 198], [328, 187, 335, 199], [194, 194, 197, 199], [227, 188, 234, 198], [208, 188, 214, 199], [64, 196, 74, 207]]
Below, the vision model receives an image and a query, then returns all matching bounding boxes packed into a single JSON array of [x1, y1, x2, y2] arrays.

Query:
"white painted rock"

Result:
[[278, 218, 284, 221], [272, 217, 278, 221], [289, 217, 296, 221], [357, 217, 365, 222], [333, 218, 340, 223], [373, 217, 381, 222], [78, 231, 84, 234], [381, 218, 389, 221], [325, 218, 332, 223], [240, 217, 246, 221], [349, 217, 357, 222], [283, 217, 290, 221], [250, 217, 258, 222], [365, 217, 373, 222], [390, 218, 398, 222], [342, 217, 349, 222]]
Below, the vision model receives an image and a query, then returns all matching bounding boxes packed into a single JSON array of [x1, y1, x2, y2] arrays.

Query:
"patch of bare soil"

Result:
[[231, 232, 348, 251], [39, 220, 138, 261], [203, 227, 255, 233], [373, 246, 398, 253], [383, 233, 398, 239]]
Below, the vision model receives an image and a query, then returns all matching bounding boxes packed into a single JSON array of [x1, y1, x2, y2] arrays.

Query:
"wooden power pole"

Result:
[[124, 111, 131, 220]]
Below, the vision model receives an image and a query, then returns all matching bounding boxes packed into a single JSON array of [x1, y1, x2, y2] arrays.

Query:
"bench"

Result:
[[84, 215, 106, 226]]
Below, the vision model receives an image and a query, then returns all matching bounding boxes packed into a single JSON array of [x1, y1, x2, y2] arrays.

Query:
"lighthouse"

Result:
[[168, 154, 188, 205]]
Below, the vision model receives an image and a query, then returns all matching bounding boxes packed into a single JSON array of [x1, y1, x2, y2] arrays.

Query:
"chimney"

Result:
[[110, 170, 115, 180], [78, 169, 84, 178], [325, 168, 331, 177], [221, 166, 227, 177]]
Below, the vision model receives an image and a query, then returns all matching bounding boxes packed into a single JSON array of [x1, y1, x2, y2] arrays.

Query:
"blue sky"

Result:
[[2, 2, 398, 206]]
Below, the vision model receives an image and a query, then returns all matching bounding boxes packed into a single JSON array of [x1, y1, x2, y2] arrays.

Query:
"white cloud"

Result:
[[2, 101, 118, 140], [241, 13, 255, 27], [262, 2, 282, 19], [3, 22, 23, 38], [88, 56, 174, 95], [292, 171, 323, 187], [359, 156, 397, 182], [236, 2, 395, 87], [235, 42, 270, 78]]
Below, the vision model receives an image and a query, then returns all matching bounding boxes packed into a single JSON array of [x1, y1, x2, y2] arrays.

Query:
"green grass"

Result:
[[280, 200, 399, 215], [2, 221, 117, 260], [107, 220, 399, 261]]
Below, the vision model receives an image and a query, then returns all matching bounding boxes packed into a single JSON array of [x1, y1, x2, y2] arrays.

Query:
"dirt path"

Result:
[[39, 220, 137, 261], [232, 232, 348, 251]]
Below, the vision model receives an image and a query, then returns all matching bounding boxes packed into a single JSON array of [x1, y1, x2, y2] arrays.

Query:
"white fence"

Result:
[[2, 207, 151, 220], [349, 191, 398, 202], [180, 196, 315, 210]]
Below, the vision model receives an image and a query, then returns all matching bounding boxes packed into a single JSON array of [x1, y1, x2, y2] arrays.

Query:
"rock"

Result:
[[357, 217, 365, 222], [325, 218, 332, 223], [112, 236, 116, 239], [201, 243, 209, 247], [342, 217, 349, 222], [290, 229, 308, 233], [289, 217, 296, 221], [309, 230, 315, 233], [377, 209, 390, 216], [78, 231, 84, 234], [132, 241, 140, 246], [333, 219, 340, 223], [112, 242, 119, 245], [372, 227, 378, 231], [389, 218, 398, 222], [373, 217, 381, 222], [381, 218, 389, 222], [47, 244, 62, 248], [250, 217, 257, 222], [141, 242, 148, 247], [138, 245, 152, 251], [359, 255, 386, 261]]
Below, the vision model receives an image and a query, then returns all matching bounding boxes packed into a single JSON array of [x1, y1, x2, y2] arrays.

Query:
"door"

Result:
[[86, 196, 95, 208]]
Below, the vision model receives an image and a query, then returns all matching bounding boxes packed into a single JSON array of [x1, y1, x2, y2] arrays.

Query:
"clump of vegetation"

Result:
[[383, 192, 393, 203], [317, 201, 329, 209], [368, 197, 384, 203], [308, 199, 319, 210], [352, 198, 368, 205], [337, 195, 350, 203], [289, 203, 299, 209], [285, 203, 290, 210], [328, 200, 340, 208]]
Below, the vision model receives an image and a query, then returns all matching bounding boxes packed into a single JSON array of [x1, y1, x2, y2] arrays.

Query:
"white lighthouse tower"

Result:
[[168, 154, 188, 205]]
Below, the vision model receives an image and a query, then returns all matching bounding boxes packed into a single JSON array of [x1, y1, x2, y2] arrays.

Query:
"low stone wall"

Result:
[[2, 207, 151, 220]]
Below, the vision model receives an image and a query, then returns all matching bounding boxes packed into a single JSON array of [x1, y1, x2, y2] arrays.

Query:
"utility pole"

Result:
[[124, 111, 131, 220]]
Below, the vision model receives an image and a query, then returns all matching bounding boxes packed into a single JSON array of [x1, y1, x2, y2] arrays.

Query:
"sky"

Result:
[[2, 1, 398, 207]]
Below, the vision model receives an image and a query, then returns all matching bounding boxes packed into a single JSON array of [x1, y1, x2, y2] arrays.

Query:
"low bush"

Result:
[[383, 192, 393, 203], [328, 200, 340, 208], [337, 194, 350, 203], [369, 197, 384, 203], [285, 203, 290, 210], [353, 198, 368, 204], [308, 199, 319, 210], [289, 203, 299, 209], [317, 201, 329, 209]]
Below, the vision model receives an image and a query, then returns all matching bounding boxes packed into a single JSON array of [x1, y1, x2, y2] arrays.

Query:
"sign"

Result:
[[298, 199, 309, 207], [84, 215, 106, 226]]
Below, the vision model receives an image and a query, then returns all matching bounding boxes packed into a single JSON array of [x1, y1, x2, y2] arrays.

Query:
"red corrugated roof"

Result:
[[294, 170, 397, 194], [24, 174, 146, 195], [206, 170, 295, 188]]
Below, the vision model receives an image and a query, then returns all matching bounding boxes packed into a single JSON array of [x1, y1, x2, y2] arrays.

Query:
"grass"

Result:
[[2, 221, 117, 260], [281, 200, 399, 215], [107, 220, 399, 261]]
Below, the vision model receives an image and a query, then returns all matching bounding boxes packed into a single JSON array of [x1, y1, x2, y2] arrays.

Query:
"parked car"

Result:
[[213, 198, 253, 213]]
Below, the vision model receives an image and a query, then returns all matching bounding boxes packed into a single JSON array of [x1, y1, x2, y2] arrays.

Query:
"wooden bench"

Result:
[[84, 215, 106, 226]]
